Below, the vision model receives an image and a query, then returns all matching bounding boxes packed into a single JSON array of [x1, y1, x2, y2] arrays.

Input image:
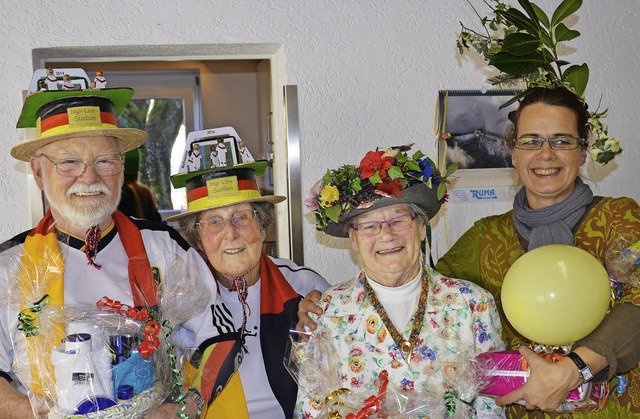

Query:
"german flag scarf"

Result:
[[205, 253, 302, 418], [19, 210, 156, 398]]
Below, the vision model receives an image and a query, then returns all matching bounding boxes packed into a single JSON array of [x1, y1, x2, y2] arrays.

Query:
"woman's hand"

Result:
[[296, 290, 323, 332], [497, 346, 582, 411]]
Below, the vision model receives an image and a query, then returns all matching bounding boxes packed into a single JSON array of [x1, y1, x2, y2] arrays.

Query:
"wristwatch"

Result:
[[566, 352, 594, 382], [182, 388, 205, 417]]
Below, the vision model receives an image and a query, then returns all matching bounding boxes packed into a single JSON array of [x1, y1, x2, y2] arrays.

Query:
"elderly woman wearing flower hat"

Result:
[[294, 148, 505, 418], [167, 162, 329, 419]]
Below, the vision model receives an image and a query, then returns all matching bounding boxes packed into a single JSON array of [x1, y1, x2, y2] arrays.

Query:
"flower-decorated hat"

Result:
[[306, 146, 456, 237], [166, 161, 286, 222], [456, 0, 621, 165], [12, 82, 147, 162]]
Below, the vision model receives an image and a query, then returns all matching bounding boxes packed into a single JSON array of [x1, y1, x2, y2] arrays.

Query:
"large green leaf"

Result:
[[502, 32, 541, 56], [490, 51, 545, 75], [540, 31, 554, 49], [555, 23, 580, 42], [517, 0, 542, 30], [496, 9, 539, 35], [563, 63, 589, 97], [531, 3, 550, 29], [551, 0, 583, 27]]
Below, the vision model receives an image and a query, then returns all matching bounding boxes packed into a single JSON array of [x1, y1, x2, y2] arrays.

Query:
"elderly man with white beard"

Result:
[[0, 85, 241, 418]]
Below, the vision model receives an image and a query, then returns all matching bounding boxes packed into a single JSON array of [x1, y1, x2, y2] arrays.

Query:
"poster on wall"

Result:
[[436, 89, 522, 202]]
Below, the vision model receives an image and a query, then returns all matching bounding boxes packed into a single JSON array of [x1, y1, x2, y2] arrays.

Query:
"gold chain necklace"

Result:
[[362, 268, 429, 359]]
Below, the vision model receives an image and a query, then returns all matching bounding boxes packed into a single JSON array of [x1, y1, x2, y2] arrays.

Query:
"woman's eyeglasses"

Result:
[[350, 213, 415, 237], [38, 153, 124, 178], [196, 209, 258, 233], [514, 135, 587, 150]]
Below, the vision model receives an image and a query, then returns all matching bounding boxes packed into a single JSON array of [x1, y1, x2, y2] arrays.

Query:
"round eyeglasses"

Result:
[[350, 213, 416, 237], [38, 153, 124, 178], [195, 210, 258, 233], [514, 135, 587, 150]]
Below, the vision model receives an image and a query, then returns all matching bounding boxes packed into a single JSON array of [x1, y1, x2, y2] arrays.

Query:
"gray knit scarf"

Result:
[[513, 177, 593, 251]]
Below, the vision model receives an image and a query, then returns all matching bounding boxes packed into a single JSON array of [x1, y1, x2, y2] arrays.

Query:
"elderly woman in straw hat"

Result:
[[294, 147, 505, 418], [167, 161, 329, 419]]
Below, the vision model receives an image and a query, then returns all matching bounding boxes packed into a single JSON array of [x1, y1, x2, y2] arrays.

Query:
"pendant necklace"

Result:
[[363, 268, 429, 359]]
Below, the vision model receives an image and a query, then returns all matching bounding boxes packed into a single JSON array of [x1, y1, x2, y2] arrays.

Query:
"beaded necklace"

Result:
[[363, 267, 429, 360]]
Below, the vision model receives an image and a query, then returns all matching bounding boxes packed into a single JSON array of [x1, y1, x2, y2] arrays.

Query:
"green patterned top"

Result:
[[436, 196, 640, 418]]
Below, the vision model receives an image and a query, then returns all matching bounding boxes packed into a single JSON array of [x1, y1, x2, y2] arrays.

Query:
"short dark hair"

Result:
[[506, 87, 590, 148]]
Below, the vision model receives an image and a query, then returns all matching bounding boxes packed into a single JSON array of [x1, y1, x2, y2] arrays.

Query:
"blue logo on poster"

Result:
[[470, 189, 497, 200]]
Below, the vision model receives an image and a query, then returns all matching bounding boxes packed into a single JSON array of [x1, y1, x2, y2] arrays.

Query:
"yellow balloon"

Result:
[[502, 244, 610, 346]]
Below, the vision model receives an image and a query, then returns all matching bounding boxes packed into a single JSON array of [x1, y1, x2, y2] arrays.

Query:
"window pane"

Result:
[[118, 98, 186, 210]]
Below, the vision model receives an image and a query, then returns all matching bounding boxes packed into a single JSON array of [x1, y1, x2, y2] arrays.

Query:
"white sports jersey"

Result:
[[0, 218, 234, 391]]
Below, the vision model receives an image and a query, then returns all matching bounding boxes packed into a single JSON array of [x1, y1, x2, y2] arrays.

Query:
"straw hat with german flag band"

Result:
[[166, 161, 285, 223], [11, 88, 147, 162]]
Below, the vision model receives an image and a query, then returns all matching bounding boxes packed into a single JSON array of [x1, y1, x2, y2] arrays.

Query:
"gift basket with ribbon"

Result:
[[285, 331, 486, 418], [0, 241, 210, 419]]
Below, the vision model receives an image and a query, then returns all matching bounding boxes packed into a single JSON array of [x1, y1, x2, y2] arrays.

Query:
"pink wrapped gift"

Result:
[[475, 351, 610, 412]]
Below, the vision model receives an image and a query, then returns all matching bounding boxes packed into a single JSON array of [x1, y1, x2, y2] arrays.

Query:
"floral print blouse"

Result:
[[294, 267, 505, 418]]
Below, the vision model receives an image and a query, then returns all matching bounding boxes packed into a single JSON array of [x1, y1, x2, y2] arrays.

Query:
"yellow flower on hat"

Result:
[[319, 184, 339, 208]]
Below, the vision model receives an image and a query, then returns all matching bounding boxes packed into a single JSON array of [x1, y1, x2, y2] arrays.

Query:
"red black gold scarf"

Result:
[[19, 210, 156, 397]]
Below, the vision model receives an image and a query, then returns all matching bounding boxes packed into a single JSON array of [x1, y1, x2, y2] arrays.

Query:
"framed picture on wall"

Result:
[[436, 89, 521, 191]]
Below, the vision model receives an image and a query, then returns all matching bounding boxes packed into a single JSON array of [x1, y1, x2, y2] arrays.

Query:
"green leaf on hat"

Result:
[[325, 204, 341, 223], [489, 51, 544, 75], [387, 166, 404, 180], [502, 32, 541, 56], [563, 63, 589, 97], [555, 23, 580, 43], [552, 0, 583, 28], [437, 182, 447, 201], [369, 171, 383, 186], [530, 2, 550, 29], [496, 8, 538, 34]]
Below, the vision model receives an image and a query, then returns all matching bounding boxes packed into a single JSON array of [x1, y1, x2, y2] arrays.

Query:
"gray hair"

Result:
[[179, 201, 275, 251]]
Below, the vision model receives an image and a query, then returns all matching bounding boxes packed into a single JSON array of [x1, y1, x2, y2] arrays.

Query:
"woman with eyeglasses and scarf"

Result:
[[167, 163, 329, 419], [436, 87, 640, 418]]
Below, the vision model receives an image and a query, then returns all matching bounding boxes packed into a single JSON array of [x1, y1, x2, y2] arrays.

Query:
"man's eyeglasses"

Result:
[[37, 153, 124, 178], [514, 135, 587, 150], [350, 213, 416, 237], [195, 209, 258, 234]]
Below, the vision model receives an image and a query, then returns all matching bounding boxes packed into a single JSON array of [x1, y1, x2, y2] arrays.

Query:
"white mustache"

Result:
[[66, 182, 111, 197]]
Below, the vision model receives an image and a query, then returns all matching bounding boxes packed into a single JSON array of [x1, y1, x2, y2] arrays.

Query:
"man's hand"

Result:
[[497, 346, 582, 411], [296, 290, 323, 332]]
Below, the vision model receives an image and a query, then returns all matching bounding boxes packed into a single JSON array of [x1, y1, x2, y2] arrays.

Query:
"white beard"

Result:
[[43, 172, 121, 232]]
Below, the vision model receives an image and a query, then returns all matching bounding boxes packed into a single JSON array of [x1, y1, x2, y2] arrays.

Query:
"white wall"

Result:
[[1, 1, 638, 283]]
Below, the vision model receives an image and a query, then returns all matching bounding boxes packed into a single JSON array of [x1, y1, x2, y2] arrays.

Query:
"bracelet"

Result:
[[182, 388, 205, 417]]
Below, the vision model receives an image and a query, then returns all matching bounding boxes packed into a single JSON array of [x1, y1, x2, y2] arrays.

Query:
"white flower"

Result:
[[604, 137, 621, 153]]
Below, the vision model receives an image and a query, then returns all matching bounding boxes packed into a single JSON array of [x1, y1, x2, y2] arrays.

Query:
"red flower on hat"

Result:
[[376, 178, 403, 197], [359, 150, 393, 180]]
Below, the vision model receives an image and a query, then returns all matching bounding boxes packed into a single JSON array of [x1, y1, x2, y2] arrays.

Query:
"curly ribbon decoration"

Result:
[[346, 370, 389, 419], [17, 294, 51, 337], [96, 296, 191, 418]]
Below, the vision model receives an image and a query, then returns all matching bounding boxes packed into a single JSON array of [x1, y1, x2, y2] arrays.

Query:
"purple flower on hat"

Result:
[[410, 158, 434, 182], [304, 180, 323, 211]]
